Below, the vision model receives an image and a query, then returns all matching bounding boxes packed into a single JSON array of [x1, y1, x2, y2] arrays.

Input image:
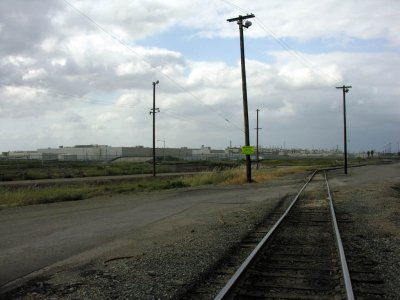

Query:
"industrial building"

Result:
[[35, 145, 192, 161], [1, 144, 344, 162]]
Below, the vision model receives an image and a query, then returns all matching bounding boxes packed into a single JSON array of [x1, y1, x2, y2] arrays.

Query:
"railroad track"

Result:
[[213, 170, 354, 300]]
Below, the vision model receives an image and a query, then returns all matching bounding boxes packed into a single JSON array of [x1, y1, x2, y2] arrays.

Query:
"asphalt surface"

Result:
[[0, 178, 302, 290]]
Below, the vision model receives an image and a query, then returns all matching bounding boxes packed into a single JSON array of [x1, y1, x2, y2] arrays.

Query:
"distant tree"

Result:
[[367, 151, 371, 159], [371, 150, 374, 159]]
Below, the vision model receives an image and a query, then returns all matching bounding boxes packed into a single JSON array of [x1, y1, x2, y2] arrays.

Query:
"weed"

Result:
[[0, 163, 315, 208], [0, 186, 94, 208]]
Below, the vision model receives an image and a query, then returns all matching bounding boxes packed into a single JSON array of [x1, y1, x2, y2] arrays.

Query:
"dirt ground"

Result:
[[2, 163, 399, 299], [329, 163, 400, 299]]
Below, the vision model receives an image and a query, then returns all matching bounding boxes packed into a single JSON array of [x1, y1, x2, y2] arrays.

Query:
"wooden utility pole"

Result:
[[227, 14, 255, 183], [150, 80, 160, 176], [336, 85, 352, 174], [255, 109, 262, 169]]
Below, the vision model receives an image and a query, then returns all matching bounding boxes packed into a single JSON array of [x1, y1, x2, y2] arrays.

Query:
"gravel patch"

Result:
[[329, 163, 400, 299], [3, 176, 300, 299], [3, 164, 399, 299]]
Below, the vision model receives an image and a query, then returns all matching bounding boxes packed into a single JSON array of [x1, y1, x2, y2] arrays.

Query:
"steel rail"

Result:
[[324, 171, 354, 300], [214, 169, 318, 300]]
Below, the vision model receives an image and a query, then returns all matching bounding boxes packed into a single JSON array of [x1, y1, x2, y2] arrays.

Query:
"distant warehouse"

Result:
[[37, 144, 193, 161], [2, 144, 343, 162]]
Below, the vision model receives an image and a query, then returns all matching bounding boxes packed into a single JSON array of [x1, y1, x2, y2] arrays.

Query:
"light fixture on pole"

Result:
[[227, 13, 255, 183], [150, 80, 160, 176]]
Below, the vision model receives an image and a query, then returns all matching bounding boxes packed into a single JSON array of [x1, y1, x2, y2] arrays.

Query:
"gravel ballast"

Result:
[[2, 163, 399, 299]]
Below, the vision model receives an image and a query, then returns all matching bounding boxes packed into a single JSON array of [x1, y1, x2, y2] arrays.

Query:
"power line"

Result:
[[220, 0, 341, 85], [61, 0, 245, 134], [0, 82, 241, 133], [221, 0, 251, 14], [254, 20, 340, 85], [161, 109, 244, 133]]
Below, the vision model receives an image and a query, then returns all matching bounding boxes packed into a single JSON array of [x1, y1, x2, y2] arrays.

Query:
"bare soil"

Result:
[[2, 163, 399, 299], [329, 163, 400, 299]]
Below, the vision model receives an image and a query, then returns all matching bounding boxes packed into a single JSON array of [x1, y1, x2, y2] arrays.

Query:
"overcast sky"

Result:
[[1, 0, 399, 153]]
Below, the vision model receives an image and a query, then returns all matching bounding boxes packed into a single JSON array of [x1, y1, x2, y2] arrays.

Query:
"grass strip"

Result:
[[0, 166, 310, 209]]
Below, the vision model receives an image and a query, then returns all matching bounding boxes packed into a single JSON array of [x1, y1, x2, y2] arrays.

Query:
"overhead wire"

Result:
[[161, 109, 244, 133], [2, 1, 256, 152], [1, 84, 239, 131], [254, 20, 341, 85], [220, 0, 341, 85], [8, 0, 340, 132], [61, 0, 244, 133]]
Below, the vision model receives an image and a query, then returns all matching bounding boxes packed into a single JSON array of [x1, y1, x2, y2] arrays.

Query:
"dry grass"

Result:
[[0, 166, 309, 208], [253, 166, 309, 182], [0, 187, 93, 208], [183, 166, 308, 186]]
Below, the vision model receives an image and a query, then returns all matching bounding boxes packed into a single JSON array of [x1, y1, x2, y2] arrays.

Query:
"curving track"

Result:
[[214, 170, 354, 300]]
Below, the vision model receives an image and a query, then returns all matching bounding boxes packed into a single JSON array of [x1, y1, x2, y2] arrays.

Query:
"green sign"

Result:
[[241, 146, 255, 155]]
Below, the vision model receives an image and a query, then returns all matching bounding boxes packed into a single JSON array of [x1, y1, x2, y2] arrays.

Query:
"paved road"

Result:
[[0, 176, 303, 289]]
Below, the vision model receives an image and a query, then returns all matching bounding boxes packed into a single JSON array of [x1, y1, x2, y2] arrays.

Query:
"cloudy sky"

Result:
[[1, 0, 399, 153]]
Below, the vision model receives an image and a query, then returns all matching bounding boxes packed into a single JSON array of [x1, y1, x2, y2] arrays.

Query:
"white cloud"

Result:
[[187, 61, 240, 88], [0, 0, 399, 152], [115, 61, 149, 76], [3, 55, 36, 67], [116, 93, 143, 107], [22, 68, 47, 81], [41, 37, 59, 52], [51, 58, 67, 67], [96, 112, 119, 123], [223, 1, 400, 45]]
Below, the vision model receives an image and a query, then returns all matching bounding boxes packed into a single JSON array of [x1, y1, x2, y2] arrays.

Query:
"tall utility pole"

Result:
[[336, 85, 352, 174], [150, 80, 160, 176], [227, 13, 255, 183], [255, 109, 262, 169]]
